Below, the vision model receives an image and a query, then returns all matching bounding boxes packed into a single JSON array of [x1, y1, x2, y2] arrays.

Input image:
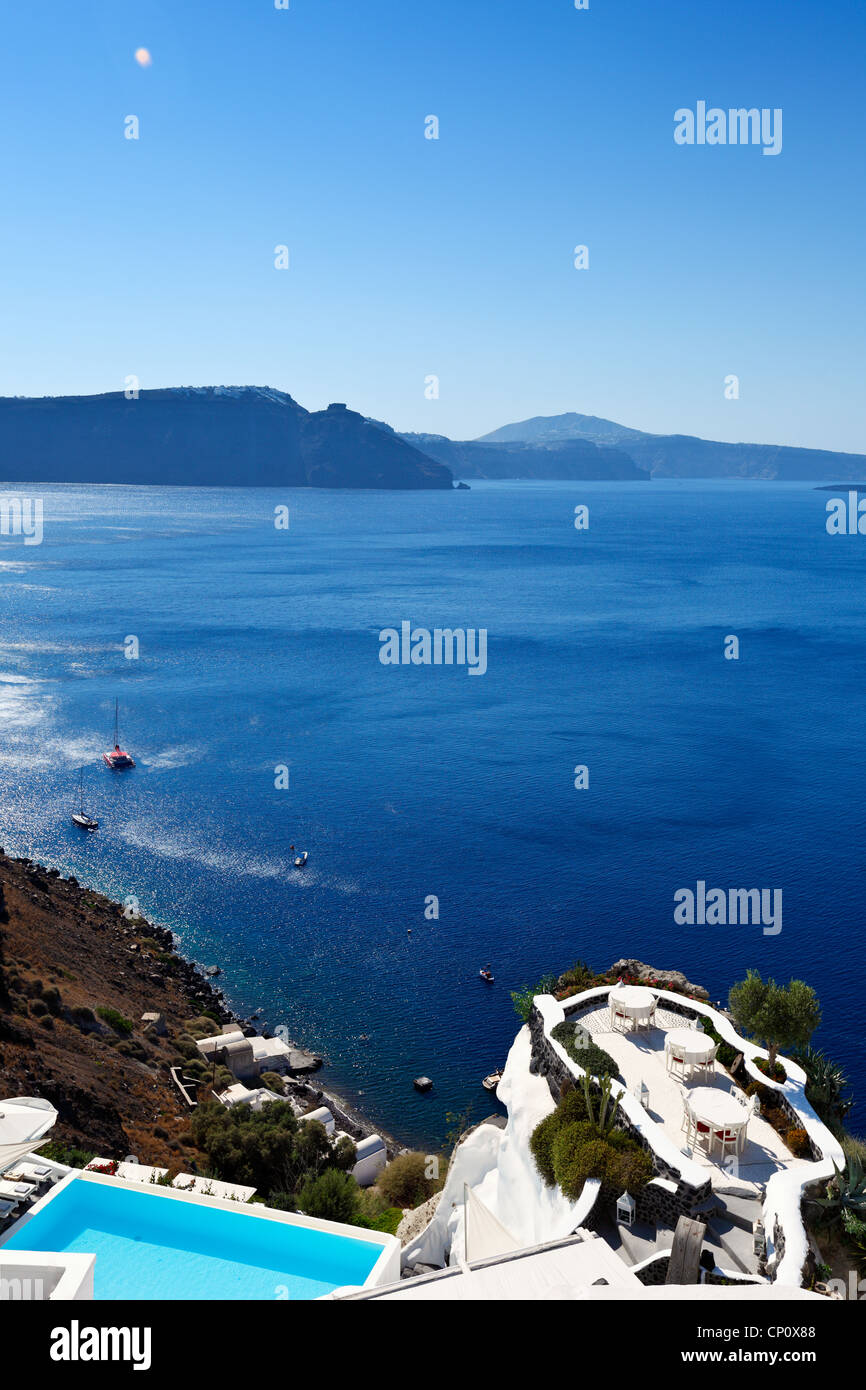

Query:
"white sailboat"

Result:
[[71, 768, 99, 831]]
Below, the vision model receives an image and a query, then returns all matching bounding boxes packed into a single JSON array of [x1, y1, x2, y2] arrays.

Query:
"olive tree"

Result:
[[728, 970, 821, 1073]]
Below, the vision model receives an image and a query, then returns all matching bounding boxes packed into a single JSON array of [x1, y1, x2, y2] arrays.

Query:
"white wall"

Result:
[[403, 1026, 598, 1269]]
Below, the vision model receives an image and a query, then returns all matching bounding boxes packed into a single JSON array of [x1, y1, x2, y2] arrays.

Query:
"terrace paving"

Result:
[[569, 1003, 810, 1197]]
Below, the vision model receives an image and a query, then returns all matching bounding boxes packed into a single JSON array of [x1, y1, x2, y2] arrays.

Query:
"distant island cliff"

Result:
[[474, 412, 866, 482], [0, 388, 454, 490], [3, 388, 861, 488], [393, 430, 647, 481]]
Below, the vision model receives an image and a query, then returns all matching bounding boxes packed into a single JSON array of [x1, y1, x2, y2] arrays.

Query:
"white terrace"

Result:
[[572, 1000, 809, 1196]]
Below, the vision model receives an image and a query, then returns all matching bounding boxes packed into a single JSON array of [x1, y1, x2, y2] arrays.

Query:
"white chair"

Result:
[[696, 1046, 717, 1083], [712, 1125, 741, 1160], [667, 1042, 687, 1077], [685, 1105, 713, 1152]]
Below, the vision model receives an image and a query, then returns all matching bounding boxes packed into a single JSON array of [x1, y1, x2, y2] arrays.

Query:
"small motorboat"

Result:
[[293, 850, 308, 868], [102, 698, 135, 769], [482, 1070, 503, 1092], [71, 769, 99, 832], [479, 965, 494, 982]]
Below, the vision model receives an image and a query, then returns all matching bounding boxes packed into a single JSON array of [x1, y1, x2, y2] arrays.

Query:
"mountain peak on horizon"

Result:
[[477, 411, 649, 447], [476, 410, 866, 480]]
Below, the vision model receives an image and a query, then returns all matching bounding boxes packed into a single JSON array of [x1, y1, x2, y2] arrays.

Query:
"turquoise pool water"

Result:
[[2, 1178, 384, 1299]]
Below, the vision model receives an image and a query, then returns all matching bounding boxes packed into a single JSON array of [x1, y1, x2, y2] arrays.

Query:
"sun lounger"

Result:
[[6, 1162, 52, 1184], [5, 1162, 52, 1184], [0, 1197, 19, 1221], [0, 1180, 36, 1201]]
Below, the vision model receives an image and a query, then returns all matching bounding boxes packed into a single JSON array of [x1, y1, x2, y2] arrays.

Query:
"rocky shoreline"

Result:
[[0, 847, 401, 1161]]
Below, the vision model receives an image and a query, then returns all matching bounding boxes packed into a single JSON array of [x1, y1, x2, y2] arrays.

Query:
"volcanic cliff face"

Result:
[[301, 404, 453, 488], [0, 387, 454, 490]]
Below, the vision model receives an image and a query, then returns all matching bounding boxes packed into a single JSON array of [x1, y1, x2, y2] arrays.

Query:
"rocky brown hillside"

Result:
[[0, 848, 234, 1165]]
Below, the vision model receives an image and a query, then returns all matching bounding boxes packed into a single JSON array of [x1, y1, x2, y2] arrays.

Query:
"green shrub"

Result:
[[370, 1206, 403, 1235], [557, 960, 596, 992], [40, 1140, 96, 1168], [189, 1100, 358, 1200], [182, 1059, 208, 1080], [266, 1191, 297, 1212], [511, 975, 559, 1022], [356, 1187, 403, 1234], [754, 1056, 787, 1083], [531, 1093, 654, 1206], [551, 1020, 623, 1082], [97, 1006, 134, 1036], [603, 1144, 654, 1199], [298, 1169, 361, 1224], [551, 1120, 653, 1203], [40, 986, 63, 1015], [185, 1017, 219, 1037], [378, 1151, 440, 1208], [260, 1072, 286, 1094], [551, 1122, 607, 1200], [530, 1110, 562, 1187]]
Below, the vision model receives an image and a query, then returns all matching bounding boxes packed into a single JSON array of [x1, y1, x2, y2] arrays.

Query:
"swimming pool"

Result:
[[1, 1174, 399, 1299]]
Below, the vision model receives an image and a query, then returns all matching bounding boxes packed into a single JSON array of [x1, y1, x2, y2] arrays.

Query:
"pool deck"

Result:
[[570, 1002, 810, 1196], [0, 1169, 402, 1299]]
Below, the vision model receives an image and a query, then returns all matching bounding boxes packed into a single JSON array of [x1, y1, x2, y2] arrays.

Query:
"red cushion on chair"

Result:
[[696, 1122, 710, 1133]]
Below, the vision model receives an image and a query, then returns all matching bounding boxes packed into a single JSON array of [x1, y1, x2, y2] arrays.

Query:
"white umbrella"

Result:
[[463, 1182, 520, 1263], [0, 1097, 58, 1175]]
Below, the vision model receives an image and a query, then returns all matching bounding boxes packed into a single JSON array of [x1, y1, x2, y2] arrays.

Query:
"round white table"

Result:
[[665, 1028, 716, 1072], [686, 1086, 749, 1155], [609, 986, 656, 1030]]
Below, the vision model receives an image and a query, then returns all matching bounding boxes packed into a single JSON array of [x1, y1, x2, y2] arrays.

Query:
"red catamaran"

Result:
[[102, 698, 135, 769]]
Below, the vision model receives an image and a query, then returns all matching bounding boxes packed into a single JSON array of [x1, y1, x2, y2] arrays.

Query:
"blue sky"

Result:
[[0, 0, 863, 449]]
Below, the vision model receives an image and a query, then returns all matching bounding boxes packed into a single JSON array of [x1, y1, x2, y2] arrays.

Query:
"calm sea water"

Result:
[[0, 479, 863, 1148]]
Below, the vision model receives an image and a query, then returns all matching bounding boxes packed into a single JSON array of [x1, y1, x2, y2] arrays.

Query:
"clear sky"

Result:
[[1, 0, 864, 450]]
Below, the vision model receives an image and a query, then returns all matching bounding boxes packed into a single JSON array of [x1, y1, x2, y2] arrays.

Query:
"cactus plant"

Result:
[[810, 1154, 866, 1226], [581, 1070, 619, 1138]]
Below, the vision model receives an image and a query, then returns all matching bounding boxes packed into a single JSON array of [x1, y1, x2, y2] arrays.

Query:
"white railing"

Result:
[[535, 985, 844, 1286]]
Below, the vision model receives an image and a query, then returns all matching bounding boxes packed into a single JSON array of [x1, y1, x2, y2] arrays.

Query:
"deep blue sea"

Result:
[[0, 479, 863, 1148]]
